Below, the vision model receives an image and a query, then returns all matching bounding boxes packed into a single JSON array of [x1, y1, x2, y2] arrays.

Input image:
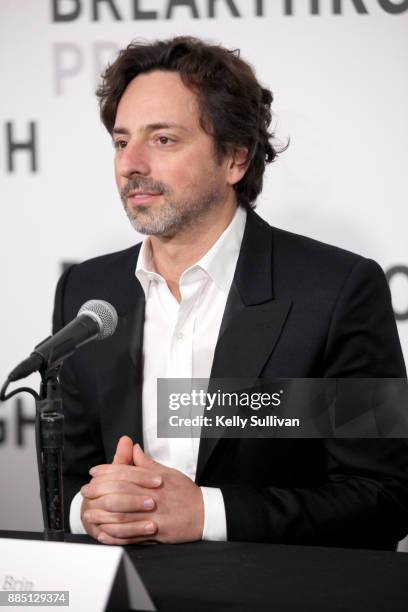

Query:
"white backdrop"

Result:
[[1, 1, 407, 543]]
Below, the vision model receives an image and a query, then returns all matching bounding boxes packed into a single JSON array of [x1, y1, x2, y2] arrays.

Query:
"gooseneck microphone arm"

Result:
[[8, 311, 108, 382]]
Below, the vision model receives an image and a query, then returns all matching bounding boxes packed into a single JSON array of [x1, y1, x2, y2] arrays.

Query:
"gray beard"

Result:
[[121, 178, 222, 236]]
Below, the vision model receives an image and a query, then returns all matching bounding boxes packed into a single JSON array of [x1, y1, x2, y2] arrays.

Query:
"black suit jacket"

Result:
[[53, 211, 408, 549]]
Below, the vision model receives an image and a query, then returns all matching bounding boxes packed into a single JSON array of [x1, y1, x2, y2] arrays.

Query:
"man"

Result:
[[53, 36, 408, 549]]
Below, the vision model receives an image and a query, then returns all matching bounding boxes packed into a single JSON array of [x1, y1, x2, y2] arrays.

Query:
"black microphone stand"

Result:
[[0, 366, 65, 541], [36, 365, 65, 541]]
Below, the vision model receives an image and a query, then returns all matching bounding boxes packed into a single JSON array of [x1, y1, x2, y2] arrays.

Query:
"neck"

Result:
[[149, 200, 238, 301]]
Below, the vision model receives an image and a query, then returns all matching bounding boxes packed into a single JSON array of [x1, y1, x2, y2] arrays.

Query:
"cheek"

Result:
[[114, 163, 124, 190], [152, 157, 198, 193], [183, 163, 226, 195], [114, 161, 119, 182], [159, 152, 222, 193]]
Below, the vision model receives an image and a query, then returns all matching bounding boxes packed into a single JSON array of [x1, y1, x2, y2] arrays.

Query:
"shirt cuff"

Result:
[[200, 486, 227, 541], [69, 490, 87, 534]]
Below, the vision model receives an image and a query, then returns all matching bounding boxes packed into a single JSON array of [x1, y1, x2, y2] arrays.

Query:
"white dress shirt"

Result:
[[70, 206, 247, 540]]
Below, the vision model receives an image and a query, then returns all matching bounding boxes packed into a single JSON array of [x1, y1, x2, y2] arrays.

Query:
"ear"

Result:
[[226, 146, 250, 186]]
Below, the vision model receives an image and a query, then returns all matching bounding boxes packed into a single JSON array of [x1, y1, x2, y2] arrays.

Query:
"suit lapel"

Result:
[[210, 287, 292, 380], [98, 245, 146, 461], [196, 212, 292, 481]]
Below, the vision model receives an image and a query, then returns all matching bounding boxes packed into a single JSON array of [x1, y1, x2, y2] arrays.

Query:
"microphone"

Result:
[[7, 300, 118, 382]]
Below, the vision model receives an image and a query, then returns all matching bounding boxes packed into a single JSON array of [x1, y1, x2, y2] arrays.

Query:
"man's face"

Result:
[[113, 70, 234, 236]]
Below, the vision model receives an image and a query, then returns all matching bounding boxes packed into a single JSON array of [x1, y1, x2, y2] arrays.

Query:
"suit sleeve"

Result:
[[221, 258, 408, 548], [53, 266, 106, 530]]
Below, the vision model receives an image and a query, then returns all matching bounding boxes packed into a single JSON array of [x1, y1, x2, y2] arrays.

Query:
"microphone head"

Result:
[[77, 300, 118, 340]]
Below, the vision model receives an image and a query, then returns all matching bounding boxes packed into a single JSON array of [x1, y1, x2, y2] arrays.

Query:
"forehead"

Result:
[[115, 70, 200, 130]]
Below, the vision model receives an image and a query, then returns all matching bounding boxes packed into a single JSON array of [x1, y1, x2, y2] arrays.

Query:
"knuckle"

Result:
[[92, 510, 103, 522], [117, 479, 128, 492], [102, 496, 114, 512], [81, 498, 90, 511], [135, 470, 146, 484], [115, 512, 126, 523], [82, 510, 92, 522], [87, 524, 99, 538], [113, 480, 122, 492], [105, 524, 120, 537], [88, 498, 100, 510]]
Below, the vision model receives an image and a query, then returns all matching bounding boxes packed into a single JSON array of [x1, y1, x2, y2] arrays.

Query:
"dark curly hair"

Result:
[[96, 36, 285, 210]]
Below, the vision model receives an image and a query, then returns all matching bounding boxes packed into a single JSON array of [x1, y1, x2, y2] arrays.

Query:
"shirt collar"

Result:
[[135, 238, 162, 297], [136, 206, 247, 297]]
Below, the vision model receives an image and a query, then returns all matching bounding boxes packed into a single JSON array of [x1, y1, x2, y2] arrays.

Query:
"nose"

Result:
[[117, 139, 150, 178]]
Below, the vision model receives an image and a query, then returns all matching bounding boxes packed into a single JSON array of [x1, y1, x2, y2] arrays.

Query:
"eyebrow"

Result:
[[112, 122, 190, 135]]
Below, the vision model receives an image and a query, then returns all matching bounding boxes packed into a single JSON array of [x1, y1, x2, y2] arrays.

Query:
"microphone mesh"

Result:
[[77, 300, 118, 340]]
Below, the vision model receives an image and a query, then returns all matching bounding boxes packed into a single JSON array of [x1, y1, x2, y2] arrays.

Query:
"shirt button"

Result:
[[176, 332, 185, 341]]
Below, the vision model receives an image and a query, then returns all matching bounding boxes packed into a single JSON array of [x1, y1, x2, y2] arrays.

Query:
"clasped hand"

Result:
[[80, 436, 204, 545]]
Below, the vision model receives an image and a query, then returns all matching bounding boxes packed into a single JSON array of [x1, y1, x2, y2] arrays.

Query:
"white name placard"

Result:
[[0, 538, 155, 611]]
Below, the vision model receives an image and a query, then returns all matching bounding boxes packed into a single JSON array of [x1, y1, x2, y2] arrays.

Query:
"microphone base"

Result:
[[44, 529, 65, 542]]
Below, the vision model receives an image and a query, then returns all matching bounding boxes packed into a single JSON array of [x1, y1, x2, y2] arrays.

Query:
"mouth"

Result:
[[127, 191, 163, 206]]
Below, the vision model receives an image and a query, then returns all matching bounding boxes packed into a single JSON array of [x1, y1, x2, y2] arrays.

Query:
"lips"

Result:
[[127, 191, 162, 205]]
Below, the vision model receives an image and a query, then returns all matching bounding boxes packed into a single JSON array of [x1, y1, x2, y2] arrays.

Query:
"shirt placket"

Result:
[[165, 270, 208, 477]]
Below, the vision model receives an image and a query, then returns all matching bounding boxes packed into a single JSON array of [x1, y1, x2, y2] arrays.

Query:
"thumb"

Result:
[[113, 435, 134, 465], [133, 443, 157, 469]]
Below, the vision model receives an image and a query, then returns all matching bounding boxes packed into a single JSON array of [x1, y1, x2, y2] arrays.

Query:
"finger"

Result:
[[97, 532, 157, 546], [83, 504, 155, 525], [81, 513, 103, 540], [89, 465, 162, 487], [83, 520, 101, 539], [82, 479, 159, 500], [113, 435, 133, 465], [99, 520, 157, 540], [82, 495, 150, 512], [86, 493, 158, 513], [133, 443, 158, 469]]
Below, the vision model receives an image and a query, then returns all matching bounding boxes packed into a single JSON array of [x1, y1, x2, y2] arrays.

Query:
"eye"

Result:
[[113, 139, 127, 150], [156, 135, 174, 146]]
